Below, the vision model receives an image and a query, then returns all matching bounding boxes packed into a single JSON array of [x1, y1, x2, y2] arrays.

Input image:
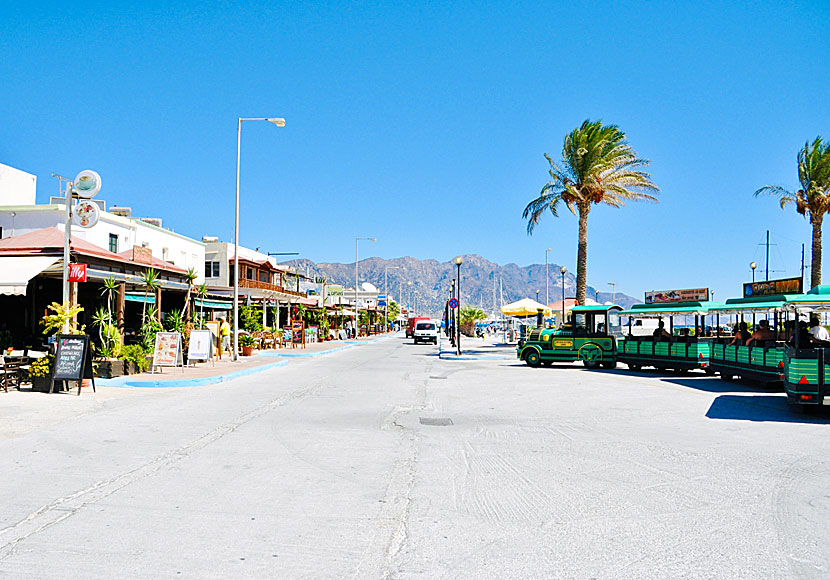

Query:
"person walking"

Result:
[[220, 317, 231, 357]]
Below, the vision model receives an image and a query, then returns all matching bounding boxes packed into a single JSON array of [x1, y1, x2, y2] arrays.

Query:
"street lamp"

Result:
[[608, 282, 616, 305], [355, 237, 376, 338], [234, 116, 285, 361], [384, 265, 400, 331], [751, 261, 757, 283], [455, 256, 463, 355], [560, 266, 566, 325], [545, 248, 552, 304]]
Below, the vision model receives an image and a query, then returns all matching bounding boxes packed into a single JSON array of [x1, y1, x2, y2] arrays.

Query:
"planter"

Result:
[[95, 359, 126, 379], [31, 376, 51, 393], [241, 346, 254, 357]]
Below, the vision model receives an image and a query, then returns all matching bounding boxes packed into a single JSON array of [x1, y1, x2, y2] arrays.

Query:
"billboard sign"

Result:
[[644, 288, 709, 304], [743, 276, 803, 298]]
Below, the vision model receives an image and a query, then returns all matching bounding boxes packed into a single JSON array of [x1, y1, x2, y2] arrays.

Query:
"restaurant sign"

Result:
[[743, 276, 803, 298], [645, 288, 709, 304]]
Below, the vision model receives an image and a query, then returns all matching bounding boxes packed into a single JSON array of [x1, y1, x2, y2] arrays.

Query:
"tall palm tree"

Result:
[[196, 283, 208, 329], [755, 137, 830, 289], [100, 275, 119, 321], [524, 120, 659, 304], [182, 267, 198, 321], [140, 267, 161, 324]]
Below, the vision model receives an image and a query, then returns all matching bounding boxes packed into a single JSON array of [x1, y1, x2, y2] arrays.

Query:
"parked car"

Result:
[[413, 321, 439, 345], [406, 316, 430, 338]]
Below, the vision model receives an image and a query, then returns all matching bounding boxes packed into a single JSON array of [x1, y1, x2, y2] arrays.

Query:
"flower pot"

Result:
[[31, 376, 51, 393], [241, 346, 254, 356], [96, 359, 126, 378]]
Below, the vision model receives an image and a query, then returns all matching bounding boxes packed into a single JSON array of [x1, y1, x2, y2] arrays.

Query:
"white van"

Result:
[[413, 321, 439, 344]]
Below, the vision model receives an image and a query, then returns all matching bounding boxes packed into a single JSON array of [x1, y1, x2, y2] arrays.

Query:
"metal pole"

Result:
[[233, 118, 242, 361], [384, 267, 388, 331], [766, 229, 770, 281], [561, 269, 565, 324], [456, 262, 462, 356], [545, 249, 550, 304], [62, 181, 73, 332], [354, 237, 358, 338]]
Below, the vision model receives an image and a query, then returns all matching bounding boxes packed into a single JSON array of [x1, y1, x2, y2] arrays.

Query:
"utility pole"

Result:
[[766, 230, 770, 281]]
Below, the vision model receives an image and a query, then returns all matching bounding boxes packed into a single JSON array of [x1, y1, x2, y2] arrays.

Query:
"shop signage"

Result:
[[328, 285, 344, 297], [68, 264, 87, 283], [553, 339, 573, 347], [645, 288, 709, 304], [292, 321, 305, 346], [152, 332, 183, 370], [51, 334, 95, 395], [188, 330, 213, 362], [72, 200, 100, 228], [743, 276, 803, 298], [133, 245, 153, 265]]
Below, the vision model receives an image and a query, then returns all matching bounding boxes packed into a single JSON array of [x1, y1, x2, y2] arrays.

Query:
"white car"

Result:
[[413, 321, 439, 345]]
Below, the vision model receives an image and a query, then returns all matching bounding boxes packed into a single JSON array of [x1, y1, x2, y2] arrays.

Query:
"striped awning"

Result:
[[195, 298, 232, 310]]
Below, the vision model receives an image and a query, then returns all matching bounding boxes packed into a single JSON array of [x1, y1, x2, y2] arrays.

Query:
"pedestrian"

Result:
[[220, 317, 231, 356], [809, 316, 830, 343]]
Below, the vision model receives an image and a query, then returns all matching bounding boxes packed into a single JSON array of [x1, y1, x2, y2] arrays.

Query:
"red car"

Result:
[[406, 316, 431, 338]]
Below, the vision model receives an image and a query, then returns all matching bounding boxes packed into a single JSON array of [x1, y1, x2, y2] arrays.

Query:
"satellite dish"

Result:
[[361, 282, 378, 292], [72, 200, 100, 229], [73, 170, 102, 199]]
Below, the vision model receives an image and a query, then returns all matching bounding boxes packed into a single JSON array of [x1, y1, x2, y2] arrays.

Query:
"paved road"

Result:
[[1, 336, 829, 579]]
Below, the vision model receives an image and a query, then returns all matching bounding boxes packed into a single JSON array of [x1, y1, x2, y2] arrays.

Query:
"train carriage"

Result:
[[781, 287, 830, 409], [617, 300, 721, 372]]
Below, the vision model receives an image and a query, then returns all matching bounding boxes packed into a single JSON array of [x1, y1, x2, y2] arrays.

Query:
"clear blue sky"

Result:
[[2, 1, 829, 301]]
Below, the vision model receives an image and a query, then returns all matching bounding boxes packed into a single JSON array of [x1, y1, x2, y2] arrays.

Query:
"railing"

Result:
[[239, 279, 306, 297]]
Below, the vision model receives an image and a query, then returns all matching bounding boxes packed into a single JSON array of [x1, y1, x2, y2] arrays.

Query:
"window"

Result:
[[259, 270, 269, 283], [229, 265, 235, 281], [204, 261, 220, 278], [108, 233, 118, 253], [246, 267, 254, 280]]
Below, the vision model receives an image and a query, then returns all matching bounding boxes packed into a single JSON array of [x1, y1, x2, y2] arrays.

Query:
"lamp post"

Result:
[[449, 279, 455, 345], [384, 265, 399, 332], [355, 237, 376, 338], [455, 256, 463, 355], [608, 282, 616, 305], [560, 266, 566, 325], [751, 261, 757, 283], [234, 116, 285, 361], [545, 248, 551, 304]]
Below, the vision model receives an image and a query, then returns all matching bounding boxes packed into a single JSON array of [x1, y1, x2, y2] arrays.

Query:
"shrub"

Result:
[[29, 355, 54, 378], [119, 344, 149, 372]]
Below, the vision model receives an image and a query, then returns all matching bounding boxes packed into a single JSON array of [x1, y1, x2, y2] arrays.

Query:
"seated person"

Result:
[[808, 316, 830, 344], [653, 320, 671, 339], [729, 322, 750, 345], [745, 319, 775, 346], [679, 328, 690, 337]]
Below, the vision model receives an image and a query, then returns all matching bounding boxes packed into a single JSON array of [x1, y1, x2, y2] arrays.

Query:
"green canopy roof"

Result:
[[620, 300, 723, 316], [571, 304, 622, 313]]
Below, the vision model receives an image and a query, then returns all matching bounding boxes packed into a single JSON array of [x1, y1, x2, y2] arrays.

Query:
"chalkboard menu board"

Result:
[[51, 334, 95, 395]]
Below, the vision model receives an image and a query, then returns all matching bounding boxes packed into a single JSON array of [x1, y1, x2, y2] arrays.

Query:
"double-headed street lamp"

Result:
[[355, 237, 376, 338], [608, 282, 616, 305], [455, 256, 463, 355], [233, 116, 285, 361], [751, 261, 757, 283]]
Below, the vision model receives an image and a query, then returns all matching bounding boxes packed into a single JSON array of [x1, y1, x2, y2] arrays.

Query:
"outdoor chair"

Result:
[[1, 359, 22, 392], [260, 332, 276, 350]]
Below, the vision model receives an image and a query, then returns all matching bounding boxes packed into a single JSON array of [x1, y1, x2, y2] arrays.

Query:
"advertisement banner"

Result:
[[327, 285, 344, 297], [644, 288, 709, 304], [68, 264, 87, 283], [743, 277, 803, 298]]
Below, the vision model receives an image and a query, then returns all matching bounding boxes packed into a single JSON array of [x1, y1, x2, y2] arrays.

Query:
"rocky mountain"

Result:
[[285, 255, 638, 317]]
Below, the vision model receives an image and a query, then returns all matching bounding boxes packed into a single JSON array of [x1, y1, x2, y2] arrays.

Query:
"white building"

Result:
[[0, 162, 205, 283]]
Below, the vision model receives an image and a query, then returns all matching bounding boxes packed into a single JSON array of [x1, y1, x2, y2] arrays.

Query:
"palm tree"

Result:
[[523, 120, 659, 304], [100, 275, 119, 321], [140, 267, 161, 324], [196, 283, 208, 329], [182, 267, 198, 321], [755, 137, 830, 289]]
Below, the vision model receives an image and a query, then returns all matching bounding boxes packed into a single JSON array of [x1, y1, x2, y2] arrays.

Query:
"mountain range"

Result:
[[285, 254, 638, 317]]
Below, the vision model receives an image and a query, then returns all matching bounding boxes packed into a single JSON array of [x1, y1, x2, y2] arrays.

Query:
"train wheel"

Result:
[[628, 363, 641, 371], [721, 374, 733, 381], [524, 351, 541, 367], [580, 345, 602, 369], [601, 360, 616, 369]]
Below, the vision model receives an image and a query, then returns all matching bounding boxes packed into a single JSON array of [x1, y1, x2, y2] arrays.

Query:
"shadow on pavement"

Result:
[[658, 376, 782, 394], [706, 394, 830, 424]]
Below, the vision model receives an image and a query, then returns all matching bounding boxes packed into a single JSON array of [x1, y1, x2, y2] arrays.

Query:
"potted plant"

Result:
[[28, 355, 54, 392], [92, 307, 124, 377], [118, 344, 150, 375], [239, 334, 256, 356]]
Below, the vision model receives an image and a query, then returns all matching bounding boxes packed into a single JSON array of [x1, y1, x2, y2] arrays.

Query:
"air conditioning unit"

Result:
[[202, 235, 219, 243], [110, 205, 132, 217]]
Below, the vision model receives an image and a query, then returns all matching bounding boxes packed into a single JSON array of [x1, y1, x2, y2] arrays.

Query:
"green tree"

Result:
[[459, 306, 486, 336], [523, 120, 659, 304], [386, 301, 401, 326], [100, 275, 119, 321], [182, 267, 198, 320], [196, 283, 208, 329], [755, 137, 830, 289], [140, 267, 161, 324]]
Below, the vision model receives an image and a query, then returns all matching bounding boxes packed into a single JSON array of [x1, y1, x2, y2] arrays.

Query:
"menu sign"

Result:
[[292, 321, 305, 345], [188, 330, 213, 362], [743, 276, 803, 298], [152, 332, 183, 370], [645, 288, 709, 304], [51, 334, 95, 395]]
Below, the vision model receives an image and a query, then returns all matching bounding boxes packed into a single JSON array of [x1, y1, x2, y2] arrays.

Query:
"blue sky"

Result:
[[2, 1, 829, 301]]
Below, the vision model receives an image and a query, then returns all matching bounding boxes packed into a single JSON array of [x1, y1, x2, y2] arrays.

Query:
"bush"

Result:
[[119, 344, 149, 372], [239, 334, 256, 347], [29, 355, 54, 378]]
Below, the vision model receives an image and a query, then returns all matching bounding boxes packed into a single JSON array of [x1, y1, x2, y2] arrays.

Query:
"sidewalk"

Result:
[[96, 333, 396, 388], [438, 335, 517, 360]]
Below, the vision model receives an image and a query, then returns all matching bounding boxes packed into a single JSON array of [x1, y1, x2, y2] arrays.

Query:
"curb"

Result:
[[97, 359, 289, 389], [438, 341, 514, 361], [258, 344, 355, 358]]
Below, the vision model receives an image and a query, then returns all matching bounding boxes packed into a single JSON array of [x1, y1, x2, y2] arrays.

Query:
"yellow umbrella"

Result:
[[500, 298, 552, 317]]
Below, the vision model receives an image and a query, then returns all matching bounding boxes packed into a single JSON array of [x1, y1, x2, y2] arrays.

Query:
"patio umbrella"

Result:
[[500, 298, 551, 317]]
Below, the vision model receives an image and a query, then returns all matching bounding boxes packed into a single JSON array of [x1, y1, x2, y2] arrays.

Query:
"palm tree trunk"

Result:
[[811, 214, 823, 289], [576, 203, 589, 305]]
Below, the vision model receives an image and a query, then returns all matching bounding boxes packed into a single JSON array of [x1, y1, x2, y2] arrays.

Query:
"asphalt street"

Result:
[[1, 335, 829, 579]]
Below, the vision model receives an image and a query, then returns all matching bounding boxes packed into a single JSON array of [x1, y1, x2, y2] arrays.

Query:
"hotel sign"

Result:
[[743, 277, 803, 298], [132, 245, 153, 265], [645, 287, 709, 304]]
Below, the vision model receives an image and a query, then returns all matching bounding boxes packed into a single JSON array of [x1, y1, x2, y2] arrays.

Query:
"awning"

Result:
[[0, 256, 60, 295], [329, 309, 356, 316], [501, 298, 551, 317], [195, 298, 232, 310], [125, 293, 156, 304]]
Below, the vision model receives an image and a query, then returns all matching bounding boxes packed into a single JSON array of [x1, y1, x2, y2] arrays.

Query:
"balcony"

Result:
[[239, 278, 306, 297]]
